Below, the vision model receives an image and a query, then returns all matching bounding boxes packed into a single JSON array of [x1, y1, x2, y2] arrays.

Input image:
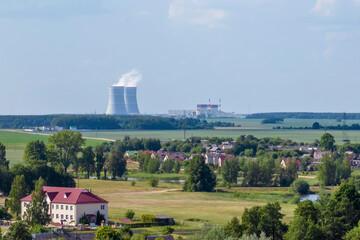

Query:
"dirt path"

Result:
[[101, 188, 181, 197], [1, 129, 116, 142]]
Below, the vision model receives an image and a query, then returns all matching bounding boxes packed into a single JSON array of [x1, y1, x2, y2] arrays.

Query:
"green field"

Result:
[[0, 130, 106, 165], [79, 129, 360, 144]]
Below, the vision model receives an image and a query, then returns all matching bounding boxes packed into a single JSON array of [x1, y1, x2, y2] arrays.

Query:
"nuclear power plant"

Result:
[[106, 86, 140, 115]]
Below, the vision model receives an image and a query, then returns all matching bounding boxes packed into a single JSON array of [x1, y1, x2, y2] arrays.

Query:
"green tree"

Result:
[[109, 148, 126, 180], [183, 155, 216, 192], [125, 209, 135, 220], [94, 144, 106, 179], [162, 159, 175, 173], [0, 207, 12, 220], [0, 166, 13, 196], [174, 160, 181, 173], [149, 178, 158, 187], [23, 140, 47, 165], [24, 177, 50, 226], [48, 130, 85, 172], [162, 226, 174, 235], [277, 159, 298, 187], [8, 175, 28, 216], [80, 146, 95, 179], [344, 221, 360, 240], [242, 202, 287, 239], [95, 226, 122, 240], [224, 217, 243, 238], [187, 222, 236, 240], [284, 216, 323, 240], [320, 133, 336, 151], [4, 221, 31, 240], [322, 182, 360, 240], [222, 158, 240, 188], [294, 200, 320, 223], [290, 179, 310, 195], [96, 210, 106, 226], [0, 142, 9, 169], [147, 158, 160, 174]]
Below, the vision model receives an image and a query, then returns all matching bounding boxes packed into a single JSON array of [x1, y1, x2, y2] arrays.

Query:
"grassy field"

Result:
[[79, 128, 360, 144], [78, 178, 297, 231], [0, 130, 106, 166]]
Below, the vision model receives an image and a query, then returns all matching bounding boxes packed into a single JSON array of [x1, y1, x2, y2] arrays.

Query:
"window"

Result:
[[56, 205, 59, 210], [66, 215, 68, 219], [101, 205, 105, 210], [70, 206, 73, 211], [56, 214, 59, 219], [61, 205, 63, 210], [24, 203, 26, 207], [70, 215, 73, 220], [52, 205, 54, 209], [66, 205, 68, 210], [61, 214, 64, 219], [52, 214, 54, 218]]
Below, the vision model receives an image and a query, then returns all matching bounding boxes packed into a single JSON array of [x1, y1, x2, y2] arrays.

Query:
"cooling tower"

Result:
[[124, 87, 140, 114], [106, 86, 128, 115]]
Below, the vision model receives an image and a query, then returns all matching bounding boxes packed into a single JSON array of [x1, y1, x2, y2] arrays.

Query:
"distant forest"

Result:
[[0, 115, 234, 130], [247, 112, 360, 120]]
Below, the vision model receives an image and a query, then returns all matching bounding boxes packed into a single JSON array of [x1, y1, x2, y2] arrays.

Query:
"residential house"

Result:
[[205, 153, 220, 165], [218, 154, 235, 167], [280, 158, 302, 171], [21, 186, 108, 226]]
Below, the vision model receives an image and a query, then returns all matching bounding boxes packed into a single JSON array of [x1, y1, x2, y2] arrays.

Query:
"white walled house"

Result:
[[21, 186, 108, 226]]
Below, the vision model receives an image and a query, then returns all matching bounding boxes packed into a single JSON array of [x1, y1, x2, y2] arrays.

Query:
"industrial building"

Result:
[[106, 86, 140, 115]]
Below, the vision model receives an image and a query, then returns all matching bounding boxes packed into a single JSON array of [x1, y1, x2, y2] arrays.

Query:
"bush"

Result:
[[290, 179, 310, 195], [162, 226, 174, 235], [291, 194, 301, 204], [125, 209, 135, 220], [149, 178, 158, 187], [141, 214, 156, 223], [79, 212, 90, 224], [95, 226, 122, 240], [131, 181, 136, 186], [30, 224, 49, 234]]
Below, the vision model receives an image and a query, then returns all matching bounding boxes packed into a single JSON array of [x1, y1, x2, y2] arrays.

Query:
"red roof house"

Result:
[[21, 186, 108, 226]]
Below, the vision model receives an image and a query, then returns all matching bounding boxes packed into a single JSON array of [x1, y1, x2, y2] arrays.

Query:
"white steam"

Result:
[[113, 69, 142, 87]]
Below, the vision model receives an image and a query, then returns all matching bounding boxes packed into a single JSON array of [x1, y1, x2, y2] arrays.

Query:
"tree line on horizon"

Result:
[[0, 115, 234, 130]]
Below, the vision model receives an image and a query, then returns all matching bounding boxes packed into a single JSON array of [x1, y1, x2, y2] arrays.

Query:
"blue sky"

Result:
[[0, 0, 359, 115]]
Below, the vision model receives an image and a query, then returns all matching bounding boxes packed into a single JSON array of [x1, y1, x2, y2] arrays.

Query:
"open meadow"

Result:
[[77, 178, 298, 232]]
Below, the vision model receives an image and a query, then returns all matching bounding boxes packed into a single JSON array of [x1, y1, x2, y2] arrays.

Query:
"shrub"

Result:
[[162, 226, 174, 235], [141, 214, 156, 223], [290, 179, 310, 195], [149, 178, 158, 187], [125, 209, 135, 220], [131, 181, 136, 186], [79, 212, 90, 224], [30, 224, 49, 234], [95, 226, 122, 240]]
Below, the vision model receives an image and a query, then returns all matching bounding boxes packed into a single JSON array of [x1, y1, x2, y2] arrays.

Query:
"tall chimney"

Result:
[[106, 86, 128, 115], [124, 87, 140, 114]]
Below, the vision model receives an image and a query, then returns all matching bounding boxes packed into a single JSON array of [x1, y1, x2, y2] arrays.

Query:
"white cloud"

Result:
[[326, 32, 348, 41], [168, 0, 227, 29], [311, 0, 336, 16]]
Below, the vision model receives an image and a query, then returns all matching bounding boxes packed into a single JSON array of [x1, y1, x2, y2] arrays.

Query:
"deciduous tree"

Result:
[[183, 155, 216, 192], [23, 140, 47, 165], [109, 149, 126, 180], [8, 175, 28, 216], [222, 158, 240, 188], [24, 177, 50, 226], [48, 130, 85, 172]]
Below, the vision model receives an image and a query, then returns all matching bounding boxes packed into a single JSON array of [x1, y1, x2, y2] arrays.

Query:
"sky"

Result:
[[0, 0, 359, 115]]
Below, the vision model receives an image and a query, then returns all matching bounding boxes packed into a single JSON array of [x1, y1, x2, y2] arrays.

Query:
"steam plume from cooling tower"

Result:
[[113, 69, 142, 87]]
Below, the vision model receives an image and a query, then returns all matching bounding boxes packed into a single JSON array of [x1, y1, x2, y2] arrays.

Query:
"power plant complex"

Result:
[[106, 86, 140, 115]]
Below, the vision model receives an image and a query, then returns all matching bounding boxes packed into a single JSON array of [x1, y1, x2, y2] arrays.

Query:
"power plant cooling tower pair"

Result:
[[106, 86, 140, 115]]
